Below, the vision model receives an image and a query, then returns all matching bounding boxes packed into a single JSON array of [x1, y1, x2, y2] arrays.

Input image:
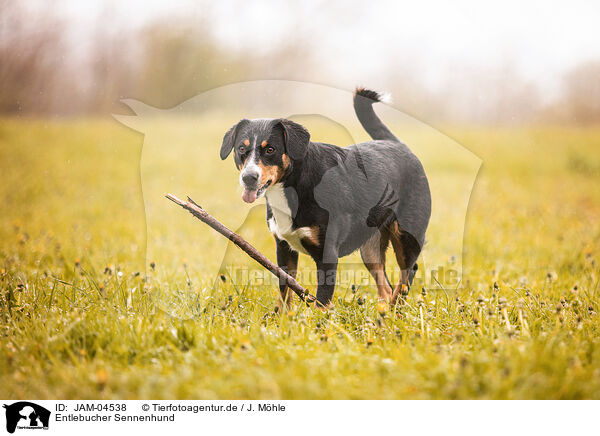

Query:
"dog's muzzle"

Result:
[[240, 168, 272, 203]]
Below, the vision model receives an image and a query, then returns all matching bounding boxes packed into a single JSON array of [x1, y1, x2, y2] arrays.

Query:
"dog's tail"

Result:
[[353, 87, 398, 142]]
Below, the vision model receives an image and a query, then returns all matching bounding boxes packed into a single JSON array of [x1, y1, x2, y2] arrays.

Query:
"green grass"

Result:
[[0, 118, 599, 399]]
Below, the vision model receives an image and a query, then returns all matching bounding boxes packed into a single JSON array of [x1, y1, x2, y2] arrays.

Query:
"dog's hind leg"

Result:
[[389, 222, 421, 305], [360, 230, 393, 302]]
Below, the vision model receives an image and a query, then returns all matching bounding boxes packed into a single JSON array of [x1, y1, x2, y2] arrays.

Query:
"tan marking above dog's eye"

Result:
[[243, 139, 250, 146], [261, 140, 268, 147]]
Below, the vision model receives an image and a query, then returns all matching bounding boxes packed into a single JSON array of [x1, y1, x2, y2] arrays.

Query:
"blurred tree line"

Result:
[[0, 1, 314, 116], [1, 1, 599, 124]]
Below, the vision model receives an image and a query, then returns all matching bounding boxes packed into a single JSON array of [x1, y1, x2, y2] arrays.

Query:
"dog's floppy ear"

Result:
[[220, 119, 249, 160], [278, 119, 310, 161]]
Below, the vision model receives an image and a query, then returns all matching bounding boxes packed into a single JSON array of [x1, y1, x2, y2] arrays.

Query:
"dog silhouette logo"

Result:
[[115, 80, 481, 317], [3, 402, 50, 433]]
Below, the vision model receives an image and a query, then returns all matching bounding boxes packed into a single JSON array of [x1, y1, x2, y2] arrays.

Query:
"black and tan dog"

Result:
[[220, 88, 431, 308]]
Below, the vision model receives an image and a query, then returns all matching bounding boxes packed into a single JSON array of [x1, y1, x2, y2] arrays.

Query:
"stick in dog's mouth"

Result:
[[165, 192, 317, 304]]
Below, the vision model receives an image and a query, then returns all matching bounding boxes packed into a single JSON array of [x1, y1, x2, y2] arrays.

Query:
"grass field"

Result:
[[1, 118, 599, 399]]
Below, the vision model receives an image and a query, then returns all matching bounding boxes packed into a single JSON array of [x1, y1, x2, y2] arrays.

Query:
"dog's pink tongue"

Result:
[[242, 188, 257, 203]]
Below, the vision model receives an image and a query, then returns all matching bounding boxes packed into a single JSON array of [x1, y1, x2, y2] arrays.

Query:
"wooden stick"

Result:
[[165, 193, 317, 304]]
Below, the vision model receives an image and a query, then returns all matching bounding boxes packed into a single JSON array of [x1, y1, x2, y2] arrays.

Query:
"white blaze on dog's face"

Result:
[[219, 118, 308, 203], [238, 137, 262, 203]]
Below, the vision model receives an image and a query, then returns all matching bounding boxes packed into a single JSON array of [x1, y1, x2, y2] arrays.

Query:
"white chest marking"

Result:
[[266, 184, 311, 254]]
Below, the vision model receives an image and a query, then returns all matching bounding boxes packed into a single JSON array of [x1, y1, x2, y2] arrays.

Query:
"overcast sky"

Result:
[[54, 0, 600, 99]]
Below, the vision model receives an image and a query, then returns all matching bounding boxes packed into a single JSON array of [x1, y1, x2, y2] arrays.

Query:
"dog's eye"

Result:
[[266, 146, 275, 154], [238, 146, 246, 153]]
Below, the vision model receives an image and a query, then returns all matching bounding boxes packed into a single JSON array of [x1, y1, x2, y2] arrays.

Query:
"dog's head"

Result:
[[220, 118, 310, 203]]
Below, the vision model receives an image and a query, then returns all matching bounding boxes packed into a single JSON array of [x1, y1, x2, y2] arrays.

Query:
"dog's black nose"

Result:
[[242, 172, 259, 186]]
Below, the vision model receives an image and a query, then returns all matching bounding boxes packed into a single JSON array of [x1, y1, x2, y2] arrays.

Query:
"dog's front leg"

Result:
[[315, 258, 338, 308], [313, 224, 340, 307], [275, 237, 299, 311]]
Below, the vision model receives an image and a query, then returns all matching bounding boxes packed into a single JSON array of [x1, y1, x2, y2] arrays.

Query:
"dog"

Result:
[[220, 88, 431, 308]]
